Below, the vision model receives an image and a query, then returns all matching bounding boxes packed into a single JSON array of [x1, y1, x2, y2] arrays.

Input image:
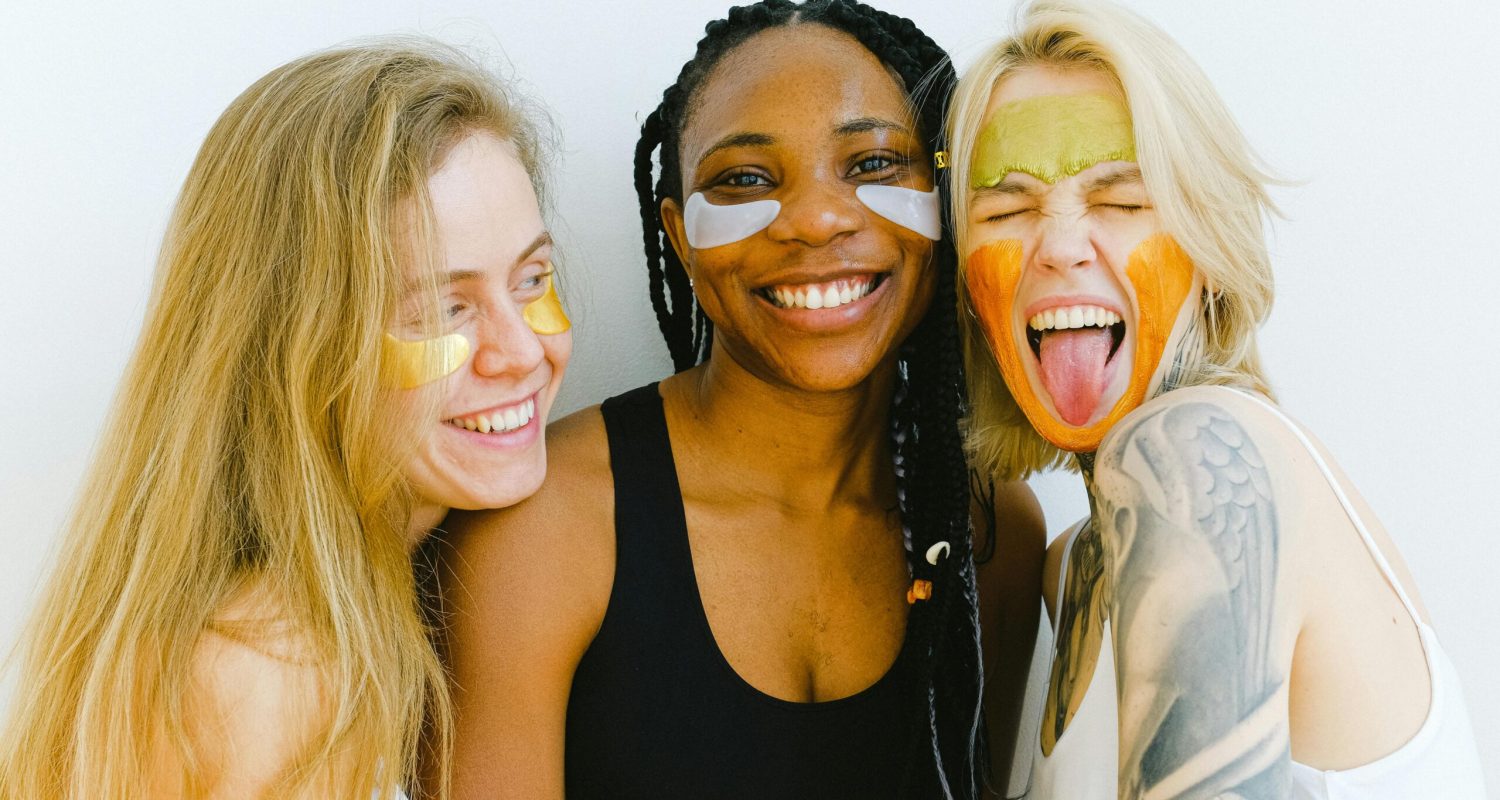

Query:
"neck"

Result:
[[1076, 449, 1103, 530], [407, 502, 448, 552], [1153, 302, 1206, 398], [667, 339, 899, 511]]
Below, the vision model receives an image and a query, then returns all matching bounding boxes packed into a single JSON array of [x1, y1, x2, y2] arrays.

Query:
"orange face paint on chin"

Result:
[[965, 234, 1195, 452]]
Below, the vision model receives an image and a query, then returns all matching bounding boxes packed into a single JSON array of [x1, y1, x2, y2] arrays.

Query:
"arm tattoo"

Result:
[[1094, 401, 1289, 799]]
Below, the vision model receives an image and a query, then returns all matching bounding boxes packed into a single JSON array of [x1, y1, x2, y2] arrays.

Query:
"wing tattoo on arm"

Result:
[[1093, 401, 1289, 800]]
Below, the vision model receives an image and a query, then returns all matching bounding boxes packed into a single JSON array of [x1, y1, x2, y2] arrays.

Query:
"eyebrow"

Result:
[[426, 231, 553, 289], [834, 116, 913, 137], [973, 179, 1039, 198], [1083, 165, 1143, 192], [698, 131, 777, 164]]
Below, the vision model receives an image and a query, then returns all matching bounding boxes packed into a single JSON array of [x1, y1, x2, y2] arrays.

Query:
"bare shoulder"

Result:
[[439, 402, 616, 643], [147, 586, 330, 797], [973, 476, 1045, 593], [1041, 517, 1088, 620], [435, 403, 619, 795], [1096, 384, 1279, 468]]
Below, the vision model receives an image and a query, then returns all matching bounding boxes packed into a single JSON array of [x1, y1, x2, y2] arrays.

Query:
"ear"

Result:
[[660, 195, 694, 280]]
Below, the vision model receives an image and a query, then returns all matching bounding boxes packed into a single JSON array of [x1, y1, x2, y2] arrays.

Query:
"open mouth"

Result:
[[1025, 304, 1126, 426], [757, 273, 888, 310], [445, 397, 535, 435]]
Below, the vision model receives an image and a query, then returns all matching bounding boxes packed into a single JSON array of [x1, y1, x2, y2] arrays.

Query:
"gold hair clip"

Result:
[[934, 151, 949, 170]]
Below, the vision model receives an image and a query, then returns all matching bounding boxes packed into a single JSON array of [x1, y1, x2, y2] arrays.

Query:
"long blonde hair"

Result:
[[1, 38, 548, 799], [948, 0, 1280, 480]]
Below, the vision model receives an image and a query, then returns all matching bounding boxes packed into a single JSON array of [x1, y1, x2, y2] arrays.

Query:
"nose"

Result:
[[765, 176, 863, 247], [470, 302, 546, 380], [1035, 214, 1097, 273]]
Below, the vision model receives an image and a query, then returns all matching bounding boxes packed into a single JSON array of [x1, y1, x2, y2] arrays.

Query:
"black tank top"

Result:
[[563, 383, 914, 799]]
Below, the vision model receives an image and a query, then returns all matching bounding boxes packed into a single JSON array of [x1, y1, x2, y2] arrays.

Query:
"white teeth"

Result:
[[767, 277, 875, 309], [1027, 304, 1122, 332], [448, 397, 538, 435]]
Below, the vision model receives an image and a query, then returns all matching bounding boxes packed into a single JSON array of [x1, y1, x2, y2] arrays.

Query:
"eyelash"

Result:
[[984, 209, 1031, 223], [850, 154, 906, 177], [720, 171, 770, 189]]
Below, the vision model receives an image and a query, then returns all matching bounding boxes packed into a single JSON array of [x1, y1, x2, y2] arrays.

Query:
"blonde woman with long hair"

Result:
[[949, 1, 1484, 797], [0, 39, 571, 799]]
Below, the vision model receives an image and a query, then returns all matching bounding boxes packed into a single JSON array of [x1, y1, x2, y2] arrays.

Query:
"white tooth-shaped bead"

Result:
[[504, 408, 520, 429], [806, 286, 824, 309], [794, 288, 806, 308], [1069, 307, 1085, 328], [477, 416, 491, 434]]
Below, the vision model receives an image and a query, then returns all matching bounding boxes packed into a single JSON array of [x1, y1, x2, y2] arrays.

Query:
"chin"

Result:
[[413, 446, 550, 514], [467, 457, 548, 511]]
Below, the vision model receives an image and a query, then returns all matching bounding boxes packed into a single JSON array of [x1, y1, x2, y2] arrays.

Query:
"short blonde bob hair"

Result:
[[949, 0, 1279, 480], [1, 38, 549, 799]]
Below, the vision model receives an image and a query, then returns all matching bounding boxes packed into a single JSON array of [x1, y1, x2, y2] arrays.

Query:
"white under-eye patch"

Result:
[[684, 192, 781, 249], [855, 185, 941, 240]]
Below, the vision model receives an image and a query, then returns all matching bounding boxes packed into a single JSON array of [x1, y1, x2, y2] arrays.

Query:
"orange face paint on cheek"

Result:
[[1123, 234, 1196, 418], [964, 234, 1196, 452]]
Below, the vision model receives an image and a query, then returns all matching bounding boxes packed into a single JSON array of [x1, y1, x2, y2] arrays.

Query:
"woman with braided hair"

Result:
[[438, 2, 1044, 798]]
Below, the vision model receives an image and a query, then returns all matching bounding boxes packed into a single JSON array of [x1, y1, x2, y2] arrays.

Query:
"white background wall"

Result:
[[2, 0, 1496, 784]]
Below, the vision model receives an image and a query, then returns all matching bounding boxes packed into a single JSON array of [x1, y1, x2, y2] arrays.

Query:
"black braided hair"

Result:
[[633, 3, 987, 797]]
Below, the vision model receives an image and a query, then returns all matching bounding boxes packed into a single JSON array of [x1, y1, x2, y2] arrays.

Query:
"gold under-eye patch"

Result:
[[971, 93, 1136, 187], [522, 272, 570, 335], [381, 332, 471, 390]]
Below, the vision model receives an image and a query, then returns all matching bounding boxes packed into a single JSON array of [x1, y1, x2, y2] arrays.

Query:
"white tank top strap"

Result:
[[1212, 386, 1426, 626]]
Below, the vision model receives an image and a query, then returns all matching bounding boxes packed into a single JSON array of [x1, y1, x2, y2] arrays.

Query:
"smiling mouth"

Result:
[[756, 273, 888, 310], [445, 397, 536, 435], [1025, 304, 1126, 426]]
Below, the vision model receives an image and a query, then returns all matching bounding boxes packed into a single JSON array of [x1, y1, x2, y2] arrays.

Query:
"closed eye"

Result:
[[983, 209, 1033, 223]]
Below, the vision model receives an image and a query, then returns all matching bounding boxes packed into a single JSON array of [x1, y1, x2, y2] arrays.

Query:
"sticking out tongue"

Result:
[[1038, 328, 1113, 426]]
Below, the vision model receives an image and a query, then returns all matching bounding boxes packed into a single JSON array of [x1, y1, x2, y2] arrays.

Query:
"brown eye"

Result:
[[723, 172, 769, 188]]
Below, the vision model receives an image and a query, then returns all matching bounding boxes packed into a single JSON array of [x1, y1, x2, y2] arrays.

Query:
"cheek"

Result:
[[542, 331, 573, 389], [1125, 234, 1196, 355], [964, 240, 1025, 344]]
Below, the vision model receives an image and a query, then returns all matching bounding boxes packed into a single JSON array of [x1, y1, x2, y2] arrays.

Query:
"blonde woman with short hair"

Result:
[[0, 39, 571, 800], [949, 1, 1484, 797]]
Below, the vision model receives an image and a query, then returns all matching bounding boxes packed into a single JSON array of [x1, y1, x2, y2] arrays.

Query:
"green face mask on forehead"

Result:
[[970, 93, 1136, 187]]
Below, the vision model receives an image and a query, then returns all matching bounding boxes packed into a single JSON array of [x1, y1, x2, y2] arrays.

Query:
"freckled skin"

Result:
[[438, 26, 1047, 798], [660, 24, 935, 394]]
